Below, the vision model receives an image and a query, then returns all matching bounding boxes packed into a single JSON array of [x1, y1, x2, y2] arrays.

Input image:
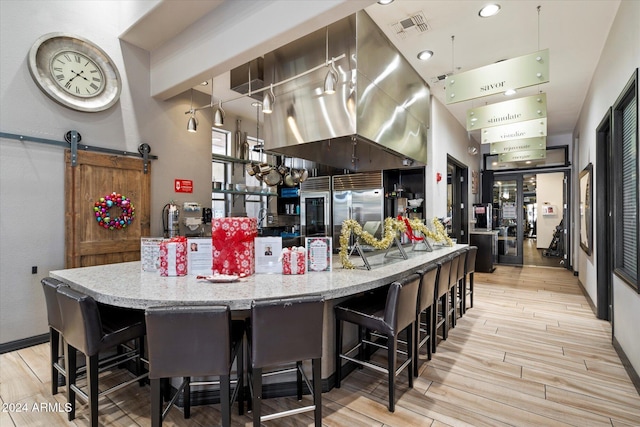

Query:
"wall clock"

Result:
[[28, 33, 121, 112]]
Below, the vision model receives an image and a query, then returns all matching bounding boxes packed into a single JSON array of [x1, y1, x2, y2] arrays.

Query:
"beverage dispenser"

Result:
[[162, 201, 180, 237]]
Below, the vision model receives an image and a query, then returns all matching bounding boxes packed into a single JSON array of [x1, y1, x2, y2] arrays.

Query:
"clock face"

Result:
[[50, 50, 105, 98], [28, 33, 121, 112]]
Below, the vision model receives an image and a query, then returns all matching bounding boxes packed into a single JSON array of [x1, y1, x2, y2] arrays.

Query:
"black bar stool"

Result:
[[414, 263, 439, 377], [41, 277, 69, 395], [433, 256, 453, 353], [463, 246, 478, 313], [247, 295, 324, 427], [446, 253, 461, 329], [56, 286, 147, 427], [335, 274, 419, 412], [145, 305, 244, 427], [454, 248, 469, 323]]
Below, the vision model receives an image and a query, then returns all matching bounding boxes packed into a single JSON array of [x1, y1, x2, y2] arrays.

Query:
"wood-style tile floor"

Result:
[[2, 266, 639, 426]]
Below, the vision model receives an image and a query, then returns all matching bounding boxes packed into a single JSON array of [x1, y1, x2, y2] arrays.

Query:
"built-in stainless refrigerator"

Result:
[[300, 176, 332, 238], [332, 172, 384, 251]]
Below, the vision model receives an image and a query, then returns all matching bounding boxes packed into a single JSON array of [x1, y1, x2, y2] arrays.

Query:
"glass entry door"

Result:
[[493, 175, 523, 264]]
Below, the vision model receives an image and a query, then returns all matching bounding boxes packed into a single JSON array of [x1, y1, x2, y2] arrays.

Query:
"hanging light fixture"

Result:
[[324, 58, 338, 94], [213, 99, 225, 127], [323, 26, 338, 95], [187, 89, 197, 133], [262, 84, 275, 114]]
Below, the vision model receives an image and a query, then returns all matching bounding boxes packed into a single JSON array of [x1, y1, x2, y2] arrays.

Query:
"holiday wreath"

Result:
[[93, 192, 135, 230], [339, 217, 453, 269]]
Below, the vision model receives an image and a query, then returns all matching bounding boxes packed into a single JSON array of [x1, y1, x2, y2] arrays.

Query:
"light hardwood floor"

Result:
[[2, 265, 639, 426]]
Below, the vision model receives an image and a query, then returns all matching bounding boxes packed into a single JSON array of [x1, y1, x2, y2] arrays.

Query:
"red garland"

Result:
[[397, 215, 424, 242]]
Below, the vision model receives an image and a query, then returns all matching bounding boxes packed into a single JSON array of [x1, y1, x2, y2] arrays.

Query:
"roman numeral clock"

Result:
[[29, 33, 121, 112]]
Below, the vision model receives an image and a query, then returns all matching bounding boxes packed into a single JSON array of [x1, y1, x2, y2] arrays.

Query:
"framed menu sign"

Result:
[[255, 237, 282, 274], [305, 237, 332, 272]]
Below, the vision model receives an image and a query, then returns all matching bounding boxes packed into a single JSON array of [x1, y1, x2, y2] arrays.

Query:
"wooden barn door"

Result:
[[65, 150, 151, 268]]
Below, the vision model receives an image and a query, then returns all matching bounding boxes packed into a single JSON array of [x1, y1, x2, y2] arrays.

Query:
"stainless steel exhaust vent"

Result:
[[230, 58, 264, 100]]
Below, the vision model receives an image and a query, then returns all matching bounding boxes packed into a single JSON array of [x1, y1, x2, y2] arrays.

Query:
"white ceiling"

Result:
[[135, 0, 621, 142]]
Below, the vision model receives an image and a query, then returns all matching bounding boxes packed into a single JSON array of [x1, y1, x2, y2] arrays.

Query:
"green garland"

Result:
[[339, 217, 453, 269]]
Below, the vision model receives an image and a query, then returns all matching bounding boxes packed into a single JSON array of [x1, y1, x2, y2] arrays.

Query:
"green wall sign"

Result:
[[481, 118, 547, 144], [498, 149, 547, 163], [446, 49, 549, 104], [467, 93, 547, 130], [490, 137, 546, 154]]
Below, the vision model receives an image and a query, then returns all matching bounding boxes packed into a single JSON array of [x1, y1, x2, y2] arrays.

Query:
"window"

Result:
[[212, 128, 230, 217], [613, 69, 638, 291]]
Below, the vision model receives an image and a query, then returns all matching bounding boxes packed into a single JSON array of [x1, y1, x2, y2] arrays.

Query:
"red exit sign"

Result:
[[174, 179, 193, 193]]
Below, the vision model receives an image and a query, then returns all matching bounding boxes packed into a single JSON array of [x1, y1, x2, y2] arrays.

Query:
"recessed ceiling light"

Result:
[[504, 89, 517, 96], [200, 81, 209, 86], [417, 50, 434, 61], [251, 101, 262, 107], [479, 4, 501, 18], [377, 0, 394, 4]]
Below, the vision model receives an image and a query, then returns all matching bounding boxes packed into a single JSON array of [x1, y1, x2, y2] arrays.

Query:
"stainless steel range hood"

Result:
[[263, 11, 430, 172]]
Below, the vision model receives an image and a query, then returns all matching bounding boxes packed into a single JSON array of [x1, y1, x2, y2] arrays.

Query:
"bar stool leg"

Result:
[[469, 272, 475, 308], [407, 323, 414, 388], [335, 319, 343, 388], [251, 367, 262, 427], [237, 338, 244, 416], [183, 377, 191, 418], [66, 343, 77, 421], [88, 354, 99, 427], [151, 379, 162, 427], [312, 358, 322, 427], [50, 328, 60, 395], [220, 374, 230, 427], [296, 361, 303, 400], [387, 335, 397, 412]]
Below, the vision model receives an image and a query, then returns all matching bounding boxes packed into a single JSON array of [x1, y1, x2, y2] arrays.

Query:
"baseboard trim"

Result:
[[576, 278, 597, 317], [0, 334, 49, 354], [612, 337, 640, 396]]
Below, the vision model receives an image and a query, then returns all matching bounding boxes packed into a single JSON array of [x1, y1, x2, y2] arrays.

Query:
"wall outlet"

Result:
[[31, 266, 37, 274]]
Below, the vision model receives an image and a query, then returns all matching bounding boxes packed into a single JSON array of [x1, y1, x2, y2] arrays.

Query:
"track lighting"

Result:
[[263, 84, 275, 114], [187, 113, 197, 132], [213, 100, 225, 127], [324, 58, 338, 94]]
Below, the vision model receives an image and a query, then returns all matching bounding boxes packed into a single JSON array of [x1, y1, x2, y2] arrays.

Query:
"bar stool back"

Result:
[[248, 295, 325, 427], [414, 263, 439, 376], [454, 248, 469, 323], [145, 305, 244, 427], [41, 277, 69, 395], [56, 287, 147, 427], [433, 256, 453, 352], [464, 246, 478, 312], [335, 274, 420, 412]]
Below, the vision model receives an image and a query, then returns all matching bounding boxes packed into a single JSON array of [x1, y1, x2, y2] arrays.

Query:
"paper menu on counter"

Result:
[[187, 238, 213, 275], [305, 237, 332, 272], [255, 237, 282, 274], [141, 237, 163, 272]]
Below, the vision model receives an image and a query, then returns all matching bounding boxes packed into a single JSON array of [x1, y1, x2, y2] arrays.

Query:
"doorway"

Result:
[[595, 112, 612, 321], [492, 171, 568, 267], [447, 156, 469, 244]]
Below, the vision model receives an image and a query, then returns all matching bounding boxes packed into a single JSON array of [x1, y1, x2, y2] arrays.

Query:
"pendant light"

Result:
[[262, 84, 275, 114], [187, 89, 197, 133], [213, 99, 225, 127], [324, 58, 338, 94], [323, 26, 338, 95]]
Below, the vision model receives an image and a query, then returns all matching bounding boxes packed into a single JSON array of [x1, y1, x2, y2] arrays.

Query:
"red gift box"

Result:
[[212, 217, 257, 277], [282, 247, 306, 275], [159, 236, 188, 277]]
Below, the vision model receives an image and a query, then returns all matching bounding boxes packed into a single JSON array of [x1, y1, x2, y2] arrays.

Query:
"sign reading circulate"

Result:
[[467, 93, 547, 130], [174, 179, 193, 193], [446, 49, 549, 104], [481, 118, 547, 144]]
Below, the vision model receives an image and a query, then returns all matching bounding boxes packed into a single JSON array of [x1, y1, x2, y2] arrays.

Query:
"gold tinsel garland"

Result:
[[339, 217, 454, 269]]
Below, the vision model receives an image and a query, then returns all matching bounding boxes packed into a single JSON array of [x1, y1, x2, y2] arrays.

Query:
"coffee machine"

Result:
[[473, 203, 493, 231]]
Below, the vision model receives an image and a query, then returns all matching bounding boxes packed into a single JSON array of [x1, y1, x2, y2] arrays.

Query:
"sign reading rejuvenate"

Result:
[[498, 149, 546, 163], [481, 118, 547, 144], [490, 137, 546, 154], [467, 93, 547, 130], [446, 49, 549, 104]]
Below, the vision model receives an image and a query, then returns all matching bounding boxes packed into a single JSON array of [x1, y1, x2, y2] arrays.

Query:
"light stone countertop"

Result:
[[51, 244, 464, 310]]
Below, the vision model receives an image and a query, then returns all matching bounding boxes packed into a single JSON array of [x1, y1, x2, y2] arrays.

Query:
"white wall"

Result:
[[0, 0, 214, 344], [536, 172, 564, 248], [572, 0, 640, 374], [426, 97, 482, 223]]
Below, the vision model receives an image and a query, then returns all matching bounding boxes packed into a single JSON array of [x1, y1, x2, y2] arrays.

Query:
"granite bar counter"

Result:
[[51, 244, 464, 382]]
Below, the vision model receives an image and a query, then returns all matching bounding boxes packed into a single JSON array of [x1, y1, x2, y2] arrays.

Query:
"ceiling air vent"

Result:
[[391, 11, 430, 40]]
